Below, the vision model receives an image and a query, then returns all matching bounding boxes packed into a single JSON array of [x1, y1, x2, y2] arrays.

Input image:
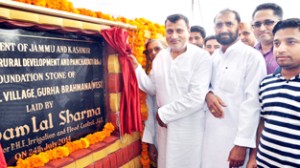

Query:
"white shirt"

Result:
[[142, 95, 157, 146], [202, 41, 267, 168], [136, 43, 212, 168]]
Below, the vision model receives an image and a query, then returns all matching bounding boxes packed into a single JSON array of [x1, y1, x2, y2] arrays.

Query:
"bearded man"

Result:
[[201, 9, 267, 168]]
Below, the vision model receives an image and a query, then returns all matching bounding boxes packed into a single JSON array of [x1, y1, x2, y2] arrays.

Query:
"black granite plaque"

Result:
[[0, 27, 106, 166]]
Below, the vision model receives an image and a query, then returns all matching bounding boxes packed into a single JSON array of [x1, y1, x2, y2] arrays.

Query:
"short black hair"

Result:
[[190, 25, 206, 38], [252, 3, 283, 20], [165, 14, 189, 28], [204, 35, 217, 45], [273, 18, 300, 35], [214, 8, 241, 24]]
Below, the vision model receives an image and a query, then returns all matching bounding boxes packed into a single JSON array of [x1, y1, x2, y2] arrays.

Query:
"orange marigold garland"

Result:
[[11, 1, 165, 167], [14, 123, 114, 168], [12, 0, 165, 67], [120, 17, 164, 168], [140, 143, 151, 168]]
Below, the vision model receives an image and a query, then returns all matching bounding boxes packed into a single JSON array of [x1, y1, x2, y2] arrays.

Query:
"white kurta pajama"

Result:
[[142, 95, 158, 147], [136, 44, 212, 168], [201, 41, 267, 168]]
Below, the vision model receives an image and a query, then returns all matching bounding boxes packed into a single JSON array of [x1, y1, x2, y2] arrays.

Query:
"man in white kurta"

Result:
[[135, 14, 212, 168], [202, 41, 266, 167], [142, 39, 168, 162], [201, 9, 267, 168], [136, 43, 211, 167], [142, 95, 157, 146]]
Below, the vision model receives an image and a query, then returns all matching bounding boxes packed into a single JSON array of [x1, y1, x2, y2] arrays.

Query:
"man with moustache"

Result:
[[248, 18, 300, 168], [189, 25, 206, 48], [133, 14, 212, 168], [252, 3, 283, 74], [201, 9, 267, 168], [239, 22, 257, 47], [141, 38, 167, 165]]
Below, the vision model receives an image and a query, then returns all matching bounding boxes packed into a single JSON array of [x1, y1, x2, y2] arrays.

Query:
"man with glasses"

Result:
[[248, 18, 300, 168], [202, 9, 266, 168], [252, 3, 283, 74]]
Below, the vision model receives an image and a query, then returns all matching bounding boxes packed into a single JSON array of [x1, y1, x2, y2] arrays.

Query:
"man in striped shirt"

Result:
[[248, 18, 300, 167]]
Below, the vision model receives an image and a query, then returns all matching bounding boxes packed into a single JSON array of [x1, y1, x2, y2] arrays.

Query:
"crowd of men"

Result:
[[131, 2, 300, 168]]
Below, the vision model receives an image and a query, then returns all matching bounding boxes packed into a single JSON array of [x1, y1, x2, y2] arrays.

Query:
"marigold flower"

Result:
[[12, 1, 165, 167]]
